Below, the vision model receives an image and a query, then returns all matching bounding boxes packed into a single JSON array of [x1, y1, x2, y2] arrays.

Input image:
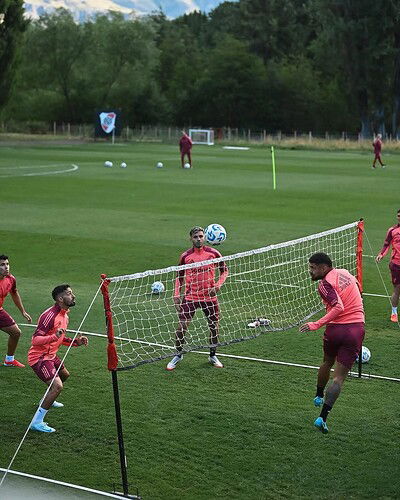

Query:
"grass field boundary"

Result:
[[0, 468, 132, 499], [0, 163, 79, 177], [19, 324, 400, 383]]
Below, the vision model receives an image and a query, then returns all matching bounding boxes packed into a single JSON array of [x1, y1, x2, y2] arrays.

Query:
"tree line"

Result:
[[1, 0, 400, 137]]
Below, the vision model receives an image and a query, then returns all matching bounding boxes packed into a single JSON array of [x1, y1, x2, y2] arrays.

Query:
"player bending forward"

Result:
[[167, 226, 229, 370], [29, 284, 88, 433], [299, 253, 365, 434], [0, 254, 32, 367]]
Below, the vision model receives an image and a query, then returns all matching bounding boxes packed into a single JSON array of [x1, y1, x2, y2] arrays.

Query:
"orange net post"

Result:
[[100, 274, 118, 371], [356, 219, 364, 292]]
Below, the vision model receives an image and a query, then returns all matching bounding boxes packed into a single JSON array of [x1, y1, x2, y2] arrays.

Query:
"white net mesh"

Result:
[[104, 222, 360, 370]]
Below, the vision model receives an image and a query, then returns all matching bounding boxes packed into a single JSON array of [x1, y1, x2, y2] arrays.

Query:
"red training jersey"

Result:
[[318, 268, 364, 324], [174, 246, 228, 302], [179, 135, 193, 153], [28, 303, 79, 366], [0, 274, 17, 310], [373, 138, 382, 153], [379, 224, 400, 265]]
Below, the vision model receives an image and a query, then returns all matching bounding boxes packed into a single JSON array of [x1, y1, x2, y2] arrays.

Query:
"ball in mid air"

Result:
[[151, 281, 165, 294], [205, 224, 227, 245]]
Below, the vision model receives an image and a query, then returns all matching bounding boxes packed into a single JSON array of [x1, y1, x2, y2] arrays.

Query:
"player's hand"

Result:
[[173, 296, 181, 312], [22, 311, 32, 323], [209, 287, 218, 297], [375, 254, 383, 263], [299, 322, 319, 332], [77, 336, 88, 346], [55, 328, 65, 338]]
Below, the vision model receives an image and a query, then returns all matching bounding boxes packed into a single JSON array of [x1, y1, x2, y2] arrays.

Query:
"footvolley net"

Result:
[[101, 221, 363, 371]]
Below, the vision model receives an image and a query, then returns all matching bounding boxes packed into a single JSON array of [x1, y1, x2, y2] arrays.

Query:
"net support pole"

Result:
[[271, 146, 276, 190], [101, 275, 130, 498], [356, 220, 364, 379]]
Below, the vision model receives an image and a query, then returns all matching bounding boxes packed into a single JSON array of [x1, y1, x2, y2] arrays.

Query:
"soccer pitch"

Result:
[[0, 141, 399, 499]]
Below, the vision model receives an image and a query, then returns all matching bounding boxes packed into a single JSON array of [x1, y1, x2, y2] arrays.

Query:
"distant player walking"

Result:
[[179, 130, 193, 168], [299, 253, 365, 434], [167, 226, 229, 370], [372, 134, 385, 168], [0, 254, 32, 367], [376, 209, 400, 322], [29, 284, 88, 433]]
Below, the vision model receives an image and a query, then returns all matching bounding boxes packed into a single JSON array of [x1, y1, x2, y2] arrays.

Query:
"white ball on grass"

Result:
[[184, 163, 191, 169], [120, 162, 127, 168], [156, 162, 163, 168], [104, 161, 113, 168]]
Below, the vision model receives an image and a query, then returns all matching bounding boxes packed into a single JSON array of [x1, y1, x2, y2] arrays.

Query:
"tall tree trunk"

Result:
[[358, 89, 371, 138]]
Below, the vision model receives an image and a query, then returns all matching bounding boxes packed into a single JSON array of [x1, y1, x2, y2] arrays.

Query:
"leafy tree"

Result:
[[0, 0, 28, 110]]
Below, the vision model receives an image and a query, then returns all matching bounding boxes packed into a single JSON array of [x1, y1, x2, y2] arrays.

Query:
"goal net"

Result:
[[189, 129, 214, 145], [101, 221, 363, 371]]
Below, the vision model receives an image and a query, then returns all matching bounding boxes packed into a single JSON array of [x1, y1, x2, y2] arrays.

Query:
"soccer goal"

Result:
[[100, 220, 363, 495], [189, 128, 214, 145]]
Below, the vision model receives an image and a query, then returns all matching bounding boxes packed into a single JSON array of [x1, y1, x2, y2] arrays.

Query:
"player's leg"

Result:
[[203, 302, 223, 368], [181, 152, 185, 168], [389, 265, 400, 321], [314, 352, 335, 406], [187, 151, 192, 167], [167, 300, 196, 370], [51, 365, 70, 408], [1, 310, 25, 367]]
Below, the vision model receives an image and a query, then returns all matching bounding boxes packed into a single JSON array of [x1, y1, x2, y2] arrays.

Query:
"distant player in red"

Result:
[[29, 284, 88, 433], [372, 134, 385, 168], [0, 254, 32, 367], [179, 130, 193, 168], [376, 209, 400, 322], [167, 226, 229, 370], [300, 253, 365, 434]]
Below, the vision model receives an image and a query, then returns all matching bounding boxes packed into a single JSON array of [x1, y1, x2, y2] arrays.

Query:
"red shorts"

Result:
[[323, 323, 365, 369], [179, 299, 219, 323], [389, 262, 400, 286], [0, 309, 16, 329], [31, 356, 65, 383]]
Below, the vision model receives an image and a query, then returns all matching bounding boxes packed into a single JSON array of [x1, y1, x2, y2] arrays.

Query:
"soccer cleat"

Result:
[[4, 359, 25, 368], [314, 417, 329, 434], [209, 355, 224, 368], [30, 422, 56, 433], [247, 318, 270, 328], [314, 396, 324, 407], [52, 401, 64, 408], [166, 355, 182, 371], [390, 313, 398, 323], [382, 164, 386, 168]]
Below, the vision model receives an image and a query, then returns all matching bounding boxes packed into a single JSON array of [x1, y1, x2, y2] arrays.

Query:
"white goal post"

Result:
[[101, 220, 364, 371], [189, 128, 214, 145]]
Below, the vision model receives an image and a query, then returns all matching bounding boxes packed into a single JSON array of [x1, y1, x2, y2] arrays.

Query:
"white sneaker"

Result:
[[52, 401, 64, 408], [209, 355, 224, 368], [247, 317, 270, 328], [166, 355, 182, 371]]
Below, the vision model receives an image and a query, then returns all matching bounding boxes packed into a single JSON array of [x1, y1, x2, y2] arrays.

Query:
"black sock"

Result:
[[210, 348, 216, 357], [316, 386, 324, 398], [320, 403, 332, 422]]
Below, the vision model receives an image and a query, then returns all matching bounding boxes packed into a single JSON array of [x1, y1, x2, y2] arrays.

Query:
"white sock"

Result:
[[5, 355, 14, 362], [32, 407, 48, 425], [392, 306, 397, 315]]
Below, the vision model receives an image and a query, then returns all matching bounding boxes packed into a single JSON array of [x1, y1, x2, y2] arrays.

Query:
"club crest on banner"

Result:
[[100, 112, 116, 133]]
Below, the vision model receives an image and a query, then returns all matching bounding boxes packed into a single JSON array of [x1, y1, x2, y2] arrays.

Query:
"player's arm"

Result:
[[210, 261, 229, 297], [9, 288, 32, 322], [31, 328, 63, 345], [376, 228, 392, 262], [299, 281, 344, 331], [62, 335, 88, 347]]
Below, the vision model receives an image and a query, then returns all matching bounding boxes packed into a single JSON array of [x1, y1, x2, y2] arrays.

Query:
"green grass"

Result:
[[0, 142, 399, 499]]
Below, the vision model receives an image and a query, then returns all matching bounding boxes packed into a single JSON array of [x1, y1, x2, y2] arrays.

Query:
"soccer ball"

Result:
[[104, 161, 113, 168], [355, 346, 371, 364], [151, 281, 165, 294], [120, 162, 127, 168], [184, 163, 191, 169], [156, 162, 163, 168], [205, 224, 227, 245]]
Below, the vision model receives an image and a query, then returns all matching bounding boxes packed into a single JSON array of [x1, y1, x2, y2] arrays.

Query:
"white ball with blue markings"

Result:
[[151, 281, 165, 294], [356, 346, 371, 363], [205, 224, 227, 245]]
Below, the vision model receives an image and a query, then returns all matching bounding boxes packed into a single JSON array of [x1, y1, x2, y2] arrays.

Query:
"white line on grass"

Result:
[[19, 323, 400, 382], [0, 164, 79, 177]]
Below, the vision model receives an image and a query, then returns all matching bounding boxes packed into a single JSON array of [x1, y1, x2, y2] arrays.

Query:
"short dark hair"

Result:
[[52, 284, 70, 301], [0, 255, 9, 261], [189, 226, 204, 236], [309, 252, 333, 267]]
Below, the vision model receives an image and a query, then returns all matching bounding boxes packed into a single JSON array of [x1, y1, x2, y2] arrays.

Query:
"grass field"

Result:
[[0, 141, 399, 499]]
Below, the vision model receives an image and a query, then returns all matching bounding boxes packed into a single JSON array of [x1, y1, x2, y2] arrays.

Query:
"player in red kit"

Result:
[[0, 255, 32, 367], [179, 130, 193, 168], [300, 253, 365, 434], [29, 284, 88, 433], [372, 134, 385, 168], [167, 226, 229, 370], [376, 209, 400, 322]]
